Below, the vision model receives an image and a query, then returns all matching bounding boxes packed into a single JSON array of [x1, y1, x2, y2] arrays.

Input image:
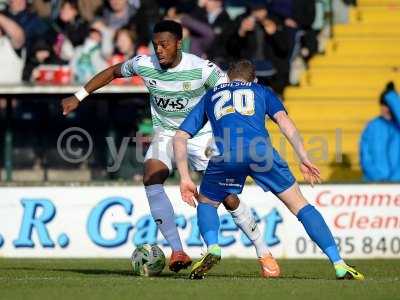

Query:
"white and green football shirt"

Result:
[[121, 52, 228, 136]]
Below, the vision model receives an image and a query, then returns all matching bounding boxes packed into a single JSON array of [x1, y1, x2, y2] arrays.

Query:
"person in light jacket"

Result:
[[360, 82, 400, 182]]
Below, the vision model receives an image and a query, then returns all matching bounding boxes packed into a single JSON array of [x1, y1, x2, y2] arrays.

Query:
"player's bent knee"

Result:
[[143, 160, 170, 186], [143, 176, 164, 186], [222, 194, 240, 211], [277, 183, 309, 215], [142, 172, 169, 186]]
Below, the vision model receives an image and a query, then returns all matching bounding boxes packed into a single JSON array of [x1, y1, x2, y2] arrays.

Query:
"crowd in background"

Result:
[[1, 0, 369, 182], [0, 0, 338, 94]]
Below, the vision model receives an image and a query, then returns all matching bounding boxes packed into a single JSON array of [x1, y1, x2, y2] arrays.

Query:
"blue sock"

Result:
[[297, 204, 342, 264], [197, 203, 220, 247], [145, 184, 183, 251]]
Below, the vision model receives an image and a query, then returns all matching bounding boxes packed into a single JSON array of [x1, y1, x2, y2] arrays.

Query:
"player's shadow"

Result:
[[51, 268, 133, 276], [0, 267, 327, 280], [52, 269, 189, 279], [0, 266, 188, 278], [0, 266, 132, 277], [205, 273, 325, 280]]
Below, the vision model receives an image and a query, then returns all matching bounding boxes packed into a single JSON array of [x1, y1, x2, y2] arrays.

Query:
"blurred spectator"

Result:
[[101, 0, 138, 30], [77, 0, 104, 22], [31, 0, 52, 18], [127, 0, 160, 47], [113, 27, 137, 60], [108, 26, 148, 85], [6, 0, 49, 52], [86, 20, 115, 60], [360, 83, 400, 182], [51, 0, 90, 61], [23, 39, 67, 82], [89, 1, 155, 49], [0, 13, 25, 84], [111, 27, 149, 60], [166, 6, 215, 58], [226, 4, 292, 94], [196, 0, 233, 65], [71, 27, 108, 84], [267, 0, 316, 30], [38, 0, 104, 22], [266, 0, 317, 61], [312, 0, 329, 32]]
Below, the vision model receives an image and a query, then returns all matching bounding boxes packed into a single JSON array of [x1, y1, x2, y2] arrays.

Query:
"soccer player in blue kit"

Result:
[[173, 60, 365, 280]]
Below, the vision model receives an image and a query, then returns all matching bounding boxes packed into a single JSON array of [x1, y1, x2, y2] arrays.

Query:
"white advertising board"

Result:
[[0, 185, 399, 258]]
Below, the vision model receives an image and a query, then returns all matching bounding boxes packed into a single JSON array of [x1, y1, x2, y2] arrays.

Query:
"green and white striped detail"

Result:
[[205, 69, 221, 89], [147, 85, 207, 99], [121, 52, 228, 136], [137, 66, 203, 81]]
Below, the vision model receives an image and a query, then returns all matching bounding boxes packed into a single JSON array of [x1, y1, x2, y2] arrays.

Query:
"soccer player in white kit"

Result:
[[61, 20, 272, 275]]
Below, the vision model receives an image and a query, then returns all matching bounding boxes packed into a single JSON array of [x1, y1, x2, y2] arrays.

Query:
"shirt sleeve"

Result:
[[120, 55, 143, 78], [203, 61, 228, 90], [264, 86, 287, 119], [179, 94, 209, 137]]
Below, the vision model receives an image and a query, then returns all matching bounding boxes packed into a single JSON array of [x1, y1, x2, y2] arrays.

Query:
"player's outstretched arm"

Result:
[[274, 111, 321, 186], [173, 130, 198, 207], [61, 63, 124, 116]]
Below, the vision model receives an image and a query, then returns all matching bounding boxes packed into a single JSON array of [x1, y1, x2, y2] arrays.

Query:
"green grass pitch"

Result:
[[0, 259, 399, 300]]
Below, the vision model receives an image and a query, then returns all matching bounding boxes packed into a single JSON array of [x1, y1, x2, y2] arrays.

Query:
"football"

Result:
[[131, 244, 166, 276]]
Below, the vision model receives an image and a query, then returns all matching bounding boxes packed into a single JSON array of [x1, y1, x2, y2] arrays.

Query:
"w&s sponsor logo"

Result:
[[153, 95, 189, 112]]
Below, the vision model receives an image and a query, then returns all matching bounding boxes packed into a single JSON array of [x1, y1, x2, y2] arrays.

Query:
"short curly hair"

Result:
[[153, 20, 183, 40]]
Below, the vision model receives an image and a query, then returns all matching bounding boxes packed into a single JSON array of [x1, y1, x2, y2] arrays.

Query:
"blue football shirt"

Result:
[[179, 81, 286, 156]]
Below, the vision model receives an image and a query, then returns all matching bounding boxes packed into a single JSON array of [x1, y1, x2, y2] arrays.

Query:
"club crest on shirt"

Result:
[[183, 82, 191, 91]]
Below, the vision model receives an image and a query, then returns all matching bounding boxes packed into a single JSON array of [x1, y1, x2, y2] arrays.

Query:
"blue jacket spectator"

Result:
[[360, 83, 400, 182]]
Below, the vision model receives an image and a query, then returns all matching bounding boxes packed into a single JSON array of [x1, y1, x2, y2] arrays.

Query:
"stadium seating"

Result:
[[270, 1, 400, 182]]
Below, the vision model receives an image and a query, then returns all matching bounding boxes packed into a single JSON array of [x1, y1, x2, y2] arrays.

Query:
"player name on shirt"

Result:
[[212, 81, 252, 93]]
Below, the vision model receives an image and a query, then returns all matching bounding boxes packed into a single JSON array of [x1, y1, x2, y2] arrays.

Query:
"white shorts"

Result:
[[144, 132, 214, 173]]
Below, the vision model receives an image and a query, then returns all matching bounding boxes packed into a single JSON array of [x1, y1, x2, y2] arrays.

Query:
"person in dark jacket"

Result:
[[22, 39, 67, 82], [193, 0, 233, 66], [267, 0, 315, 30], [49, 0, 90, 62], [6, 0, 49, 52], [360, 82, 400, 182], [52, 0, 89, 48], [266, 0, 317, 60], [226, 4, 292, 94], [165, 6, 215, 58]]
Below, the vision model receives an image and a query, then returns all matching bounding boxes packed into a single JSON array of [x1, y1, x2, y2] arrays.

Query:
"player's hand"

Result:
[[239, 16, 255, 37], [179, 179, 198, 208], [263, 19, 277, 35], [284, 18, 298, 28], [61, 96, 80, 116], [166, 7, 178, 20], [300, 159, 321, 187]]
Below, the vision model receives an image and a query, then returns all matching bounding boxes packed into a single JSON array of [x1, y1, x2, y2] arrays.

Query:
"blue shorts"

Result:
[[199, 148, 296, 202]]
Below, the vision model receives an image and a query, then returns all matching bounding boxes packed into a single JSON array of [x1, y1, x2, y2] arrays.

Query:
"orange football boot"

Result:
[[169, 251, 192, 273], [258, 253, 280, 278]]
